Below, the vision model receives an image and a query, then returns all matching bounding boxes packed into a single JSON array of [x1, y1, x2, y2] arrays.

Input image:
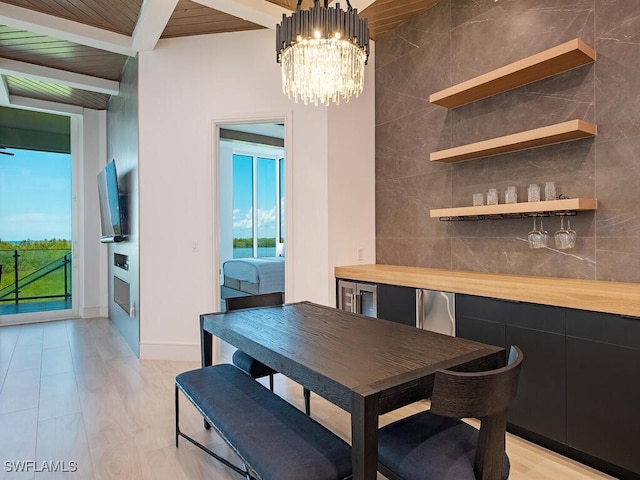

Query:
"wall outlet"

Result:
[[129, 301, 136, 318], [357, 247, 364, 261]]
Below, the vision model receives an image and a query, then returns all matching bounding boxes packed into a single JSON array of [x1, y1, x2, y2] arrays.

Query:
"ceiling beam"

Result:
[[8, 95, 84, 116], [132, 0, 180, 51], [0, 2, 137, 57], [192, 0, 289, 29], [0, 59, 119, 95]]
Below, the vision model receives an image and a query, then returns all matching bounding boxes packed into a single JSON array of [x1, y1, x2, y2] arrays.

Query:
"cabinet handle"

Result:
[[416, 289, 424, 329], [354, 293, 362, 314], [349, 293, 356, 313]]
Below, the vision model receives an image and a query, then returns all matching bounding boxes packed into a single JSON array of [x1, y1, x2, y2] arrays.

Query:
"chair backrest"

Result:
[[225, 292, 284, 311], [430, 345, 523, 480], [431, 345, 523, 419]]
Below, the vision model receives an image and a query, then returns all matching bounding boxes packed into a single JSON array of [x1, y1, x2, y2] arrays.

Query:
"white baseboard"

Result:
[[139, 341, 201, 361], [81, 306, 108, 319]]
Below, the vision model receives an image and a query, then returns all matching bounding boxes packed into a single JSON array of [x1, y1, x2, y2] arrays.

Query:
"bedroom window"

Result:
[[232, 154, 284, 258]]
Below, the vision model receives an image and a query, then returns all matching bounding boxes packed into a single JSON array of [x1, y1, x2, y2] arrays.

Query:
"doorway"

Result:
[[0, 147, 73, 319], [216, 122, 286, 311]]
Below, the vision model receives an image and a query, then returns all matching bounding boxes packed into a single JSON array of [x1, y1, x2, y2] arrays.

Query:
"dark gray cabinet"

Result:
[[456, 294, 640, 478], [566, 309, 640, 475], [456, 294, 566, 443], [456, 294, 506, 347], [377, 284, 416, 326], [505, 321, 566, 443]]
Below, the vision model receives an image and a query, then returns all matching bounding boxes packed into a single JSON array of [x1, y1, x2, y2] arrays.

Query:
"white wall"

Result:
[[327, 45, 377, 305], [137, 29, 375, 360], [78, 109, 109, 318]]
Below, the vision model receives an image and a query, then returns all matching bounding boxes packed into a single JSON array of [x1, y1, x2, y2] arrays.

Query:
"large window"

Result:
[[232, 154, 284, 258], [0, 148, 72, 314]]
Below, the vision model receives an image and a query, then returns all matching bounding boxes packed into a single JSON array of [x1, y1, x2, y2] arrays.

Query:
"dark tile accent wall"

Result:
[[107, 56, 140, 356], [375, 0, 640, 283]]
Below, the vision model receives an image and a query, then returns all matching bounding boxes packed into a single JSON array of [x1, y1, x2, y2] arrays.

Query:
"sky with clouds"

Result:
[[232, 155, 281, 240], [0, 148, 71, 241]]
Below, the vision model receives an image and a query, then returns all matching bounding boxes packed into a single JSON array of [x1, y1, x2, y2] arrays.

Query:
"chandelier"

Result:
[[276, 0, 370, 106]]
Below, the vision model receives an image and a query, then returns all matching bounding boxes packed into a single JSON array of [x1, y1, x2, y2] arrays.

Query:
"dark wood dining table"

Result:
[[200, 301, 505, 480]]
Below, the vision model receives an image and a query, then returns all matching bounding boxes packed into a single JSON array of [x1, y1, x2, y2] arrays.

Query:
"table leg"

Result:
[[200, 316, 213, 368], [200, 317, 214, 430], [352, 392, 379, 480]]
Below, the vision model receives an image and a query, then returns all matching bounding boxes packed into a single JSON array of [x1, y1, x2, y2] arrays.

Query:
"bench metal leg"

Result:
[[304, 388, 311, 415], [175, 384, 179, 447], [177, 428, 256, 479], [269, 373, 274, 391], [175, 385, 257, 480], [243, 466, 252, 480]]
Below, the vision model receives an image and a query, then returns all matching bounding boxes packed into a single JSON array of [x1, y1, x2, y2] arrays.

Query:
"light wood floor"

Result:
[[0, 318, 614, 480]]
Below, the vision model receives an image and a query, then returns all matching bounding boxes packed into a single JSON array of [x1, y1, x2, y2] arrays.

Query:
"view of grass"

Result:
[[0, 239, 71, 303]]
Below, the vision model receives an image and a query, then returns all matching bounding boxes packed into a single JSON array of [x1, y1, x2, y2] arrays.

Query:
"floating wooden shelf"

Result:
[[430, 198, 597, 220], [430, 119, 596, 163], [430, 38, 596, 108]]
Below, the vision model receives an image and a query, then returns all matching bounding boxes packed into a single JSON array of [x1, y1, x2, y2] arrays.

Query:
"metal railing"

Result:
[[0, 249, 72, 305]]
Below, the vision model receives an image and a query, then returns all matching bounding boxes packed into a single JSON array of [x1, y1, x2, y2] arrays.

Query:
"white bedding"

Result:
[[222, 257, 284, 294]]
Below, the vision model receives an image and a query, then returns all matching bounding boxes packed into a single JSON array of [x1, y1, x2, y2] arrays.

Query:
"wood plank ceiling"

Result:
[[0, 0, 440, 110]]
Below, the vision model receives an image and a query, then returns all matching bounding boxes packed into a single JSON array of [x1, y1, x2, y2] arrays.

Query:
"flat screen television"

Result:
[[97, 159, 127, 243]]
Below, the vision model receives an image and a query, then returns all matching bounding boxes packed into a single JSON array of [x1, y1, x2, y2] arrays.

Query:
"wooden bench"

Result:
[[175, 363, 352, 480]]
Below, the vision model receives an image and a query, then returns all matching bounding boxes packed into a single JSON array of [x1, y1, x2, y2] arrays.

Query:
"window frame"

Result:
[[231, 145, 284, 259]]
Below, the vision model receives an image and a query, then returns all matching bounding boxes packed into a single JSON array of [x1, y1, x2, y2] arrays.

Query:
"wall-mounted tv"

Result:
[[97, 159, 127, 243]]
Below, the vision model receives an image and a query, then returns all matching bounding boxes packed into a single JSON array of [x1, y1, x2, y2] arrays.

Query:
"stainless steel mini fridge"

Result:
[[416, 289, 455, 336], [337, 280, 377, 317]]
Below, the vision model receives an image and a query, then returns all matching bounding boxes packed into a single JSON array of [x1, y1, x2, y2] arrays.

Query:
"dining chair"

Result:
[[225, 292, 312, 415], [378, 345, 524, 480]]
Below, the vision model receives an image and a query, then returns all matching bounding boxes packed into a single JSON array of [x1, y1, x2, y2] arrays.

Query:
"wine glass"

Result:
[[567, 217, 576, 248], [538, 218, 549, 248], [528, 216, 543, 248], [554, 214, 571, 249]]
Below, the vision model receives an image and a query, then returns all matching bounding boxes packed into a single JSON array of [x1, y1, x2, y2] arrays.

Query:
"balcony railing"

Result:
[[0, 249, 72, 307]]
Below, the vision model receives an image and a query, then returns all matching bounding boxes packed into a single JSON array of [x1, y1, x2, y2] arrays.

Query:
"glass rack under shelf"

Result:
[[430, 198, 597, 221]]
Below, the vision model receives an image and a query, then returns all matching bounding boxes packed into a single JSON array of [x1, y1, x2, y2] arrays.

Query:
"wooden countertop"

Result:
[[334, 264, 640, 318]]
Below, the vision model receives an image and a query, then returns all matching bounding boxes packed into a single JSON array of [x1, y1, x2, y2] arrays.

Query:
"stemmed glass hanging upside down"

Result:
[[554, 213, 576, 250], [528, 215, 548, 249], [528, 213, 577, 250]]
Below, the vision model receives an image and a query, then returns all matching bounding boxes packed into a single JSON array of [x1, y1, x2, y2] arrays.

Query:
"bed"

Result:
[[221, 256, 285, 299]]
